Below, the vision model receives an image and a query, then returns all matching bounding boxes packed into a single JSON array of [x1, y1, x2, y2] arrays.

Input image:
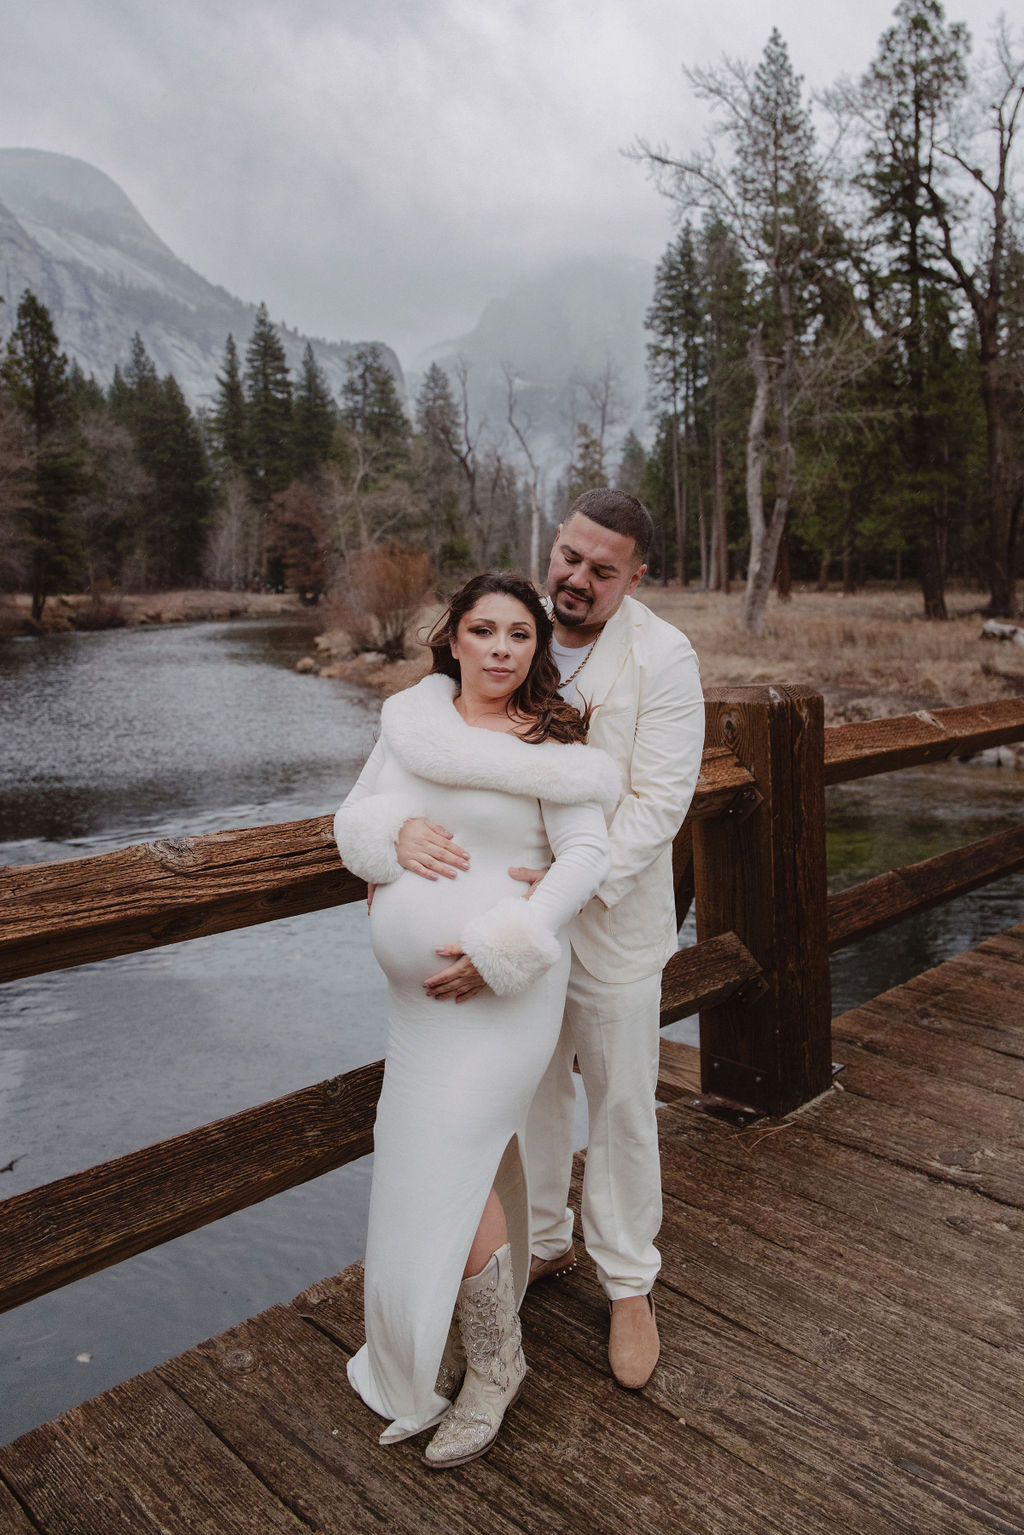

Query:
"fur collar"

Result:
[[381, 674, 620, 808]]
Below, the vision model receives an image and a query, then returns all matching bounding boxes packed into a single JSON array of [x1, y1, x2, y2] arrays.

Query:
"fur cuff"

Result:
[[460, 896, 563, 997], [333, 794, 425, 884]]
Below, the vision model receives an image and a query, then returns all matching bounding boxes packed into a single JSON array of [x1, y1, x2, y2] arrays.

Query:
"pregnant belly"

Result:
[[369, 862, 526, 990]]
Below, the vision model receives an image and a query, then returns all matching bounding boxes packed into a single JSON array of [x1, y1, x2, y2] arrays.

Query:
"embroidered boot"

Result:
[[423, 1242, 527, 1468], [434, 1320, 466, 1399]]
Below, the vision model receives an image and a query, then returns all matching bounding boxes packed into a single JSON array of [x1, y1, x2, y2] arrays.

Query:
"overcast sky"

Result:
[[0, 0, 1012, 366]]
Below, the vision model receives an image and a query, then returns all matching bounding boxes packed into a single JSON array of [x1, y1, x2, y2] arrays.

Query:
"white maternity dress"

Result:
[[333, 673, 618, 1443]]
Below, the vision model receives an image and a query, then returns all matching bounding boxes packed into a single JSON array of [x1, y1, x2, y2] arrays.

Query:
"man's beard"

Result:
[[552, 586, 591, 627]]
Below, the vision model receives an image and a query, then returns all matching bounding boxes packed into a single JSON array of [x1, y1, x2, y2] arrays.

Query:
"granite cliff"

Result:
[[0, 148, 401, 404]]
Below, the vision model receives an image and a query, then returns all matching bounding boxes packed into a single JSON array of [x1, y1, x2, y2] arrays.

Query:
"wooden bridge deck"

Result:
[[2, 923, 1022, 1535]]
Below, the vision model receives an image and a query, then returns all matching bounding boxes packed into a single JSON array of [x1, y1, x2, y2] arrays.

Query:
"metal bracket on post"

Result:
[[687, 1093, 766, 1129], [729, 973, 770, 1008], [723, 786, 763, 822]]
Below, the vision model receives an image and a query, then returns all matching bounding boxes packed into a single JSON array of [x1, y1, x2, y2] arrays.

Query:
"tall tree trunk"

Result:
[[678, 475, 688, 586], [775, 532, 792, 601], [918, 508, 949, 619], [711, 417, 729, 593], [697, 483, 708, 589], [744, 286, 795, 636], [979, 342, 1015, 616], [670, 409, 682, 586], [743, 490, 791, 635], [744, 326, 768, 595], [815, 553, 830, 591]]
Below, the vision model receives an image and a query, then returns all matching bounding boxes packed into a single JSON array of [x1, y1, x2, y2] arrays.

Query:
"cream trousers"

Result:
[[524, 956, 663, 1298]]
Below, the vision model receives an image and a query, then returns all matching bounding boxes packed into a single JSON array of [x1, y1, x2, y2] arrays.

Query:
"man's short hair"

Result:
[[566, 489, 654, 564]]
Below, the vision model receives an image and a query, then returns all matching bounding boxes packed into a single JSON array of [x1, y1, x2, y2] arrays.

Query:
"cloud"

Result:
[[0, 0, 1009, 362]]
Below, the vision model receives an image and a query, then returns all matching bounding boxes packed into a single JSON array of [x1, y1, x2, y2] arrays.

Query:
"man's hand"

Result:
[[424, 945, 487, 1003], [397, 818, 470, 880], [508, 865, 547, 899]]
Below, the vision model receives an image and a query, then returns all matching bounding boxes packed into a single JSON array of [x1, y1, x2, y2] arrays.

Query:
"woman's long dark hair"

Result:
[[427, 572, 589, 745]]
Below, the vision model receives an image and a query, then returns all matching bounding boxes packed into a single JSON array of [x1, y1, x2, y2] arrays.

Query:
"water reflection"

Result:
[[0, 620, 379, 856], [826, 761, 1024, 1012]]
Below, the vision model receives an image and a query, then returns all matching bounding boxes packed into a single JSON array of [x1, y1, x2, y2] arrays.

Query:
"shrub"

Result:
[[329, 542, 434, 661]]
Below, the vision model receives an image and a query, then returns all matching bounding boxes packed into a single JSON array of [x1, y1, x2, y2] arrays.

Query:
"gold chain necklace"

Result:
[[559, 636, 597, 688]]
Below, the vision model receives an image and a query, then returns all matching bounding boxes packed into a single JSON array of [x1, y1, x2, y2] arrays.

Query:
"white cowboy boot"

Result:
[[434, 1320, 466, 1399], [424, 1243, 527, 1468]]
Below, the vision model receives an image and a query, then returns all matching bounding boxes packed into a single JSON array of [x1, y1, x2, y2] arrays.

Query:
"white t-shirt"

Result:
[[551, 636, 596, 706]]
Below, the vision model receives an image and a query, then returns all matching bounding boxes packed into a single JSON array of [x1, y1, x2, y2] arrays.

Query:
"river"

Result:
[[1, 618, 1021, 1445]]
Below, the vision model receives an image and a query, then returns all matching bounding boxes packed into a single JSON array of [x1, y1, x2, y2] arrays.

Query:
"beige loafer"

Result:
[[608, 1293, 659, 1389], [527, 1243, 576, 1286]]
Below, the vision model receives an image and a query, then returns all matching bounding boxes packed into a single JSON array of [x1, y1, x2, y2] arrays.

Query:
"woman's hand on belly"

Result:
[[396, 817, 470, 880], [423, 945, 487, 1004]]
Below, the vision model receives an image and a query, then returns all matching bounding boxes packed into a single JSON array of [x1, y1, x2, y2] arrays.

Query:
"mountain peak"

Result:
[[0, 148, 399, 406]]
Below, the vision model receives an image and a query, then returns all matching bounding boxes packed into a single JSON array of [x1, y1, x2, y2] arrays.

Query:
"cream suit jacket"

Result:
[[569, 594, 704, 983]]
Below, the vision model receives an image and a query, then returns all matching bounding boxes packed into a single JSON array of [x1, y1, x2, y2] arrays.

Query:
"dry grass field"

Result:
[[640, 585, 1024, 724], [318, 583, 1024, 726]]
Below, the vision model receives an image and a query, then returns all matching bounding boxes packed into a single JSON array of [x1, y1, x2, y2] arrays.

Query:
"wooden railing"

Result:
[[2, 691, 1023, 1318]]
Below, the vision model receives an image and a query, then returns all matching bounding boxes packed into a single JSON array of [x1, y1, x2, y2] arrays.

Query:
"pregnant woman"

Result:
[[334, 572, 617, 1468]]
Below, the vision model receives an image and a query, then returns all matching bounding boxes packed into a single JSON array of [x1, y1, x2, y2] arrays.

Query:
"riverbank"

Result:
[[313, 584, 1024, 742], [0, 589, 305, 636]]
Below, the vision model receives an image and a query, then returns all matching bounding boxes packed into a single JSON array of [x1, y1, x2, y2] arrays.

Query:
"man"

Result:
[[399, 488, 704, 1389]]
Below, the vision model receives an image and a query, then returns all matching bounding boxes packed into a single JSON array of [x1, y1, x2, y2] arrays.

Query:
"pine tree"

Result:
[[243, 303, 294, 511], [110, 335, 211, 587], [615, 431, 647, 498], [340, 344, 409, 481], [414, 362, 466, 568], [292, 342, 336, 480], [566, 424, 608, 501], [1, 290, 84, 618], [646, 226, 707, 583], [855, 5, 1023, 615], [210, 334, 248, 474], [854, 0, 971, 616]]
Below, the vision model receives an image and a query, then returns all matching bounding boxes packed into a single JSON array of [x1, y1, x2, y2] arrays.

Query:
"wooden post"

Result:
[[692, 686, 832, 1117]]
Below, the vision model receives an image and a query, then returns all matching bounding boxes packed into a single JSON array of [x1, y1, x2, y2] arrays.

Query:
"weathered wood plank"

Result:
[[658, 1129, 1022, 1350], [824, 696, 1024, 784], [0, 816, 366, 984], [533, 1264, 1024, 1535], [0, 1478, 38, 1532], [645, 1284, 1024, 1535], [658, 931, 762, 1025], [655, 1183, 1024, 1466], [911, 944, 1024, 1021], [828, 824, 1024, 952], [864, 977, 1024, 1058], [799, 1085, 1024, 1206], [836, 1001, 1024, 1099], [517, 1310, 847, 1535], [658, 1091, 1024, 1298], [0, 1062, 383, 1314], [0, 1372, 308, 1534], [684, 743, 757, 823], [657, 1038, 701, 1103], [694, 687, 832, 1114], [833, 1004, 1024, 1100], [975, 925, 1024, 966], [671, 821, 695, 927], [158, 1305, 538, 1535], [835, 1041, 1024, 1145]]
